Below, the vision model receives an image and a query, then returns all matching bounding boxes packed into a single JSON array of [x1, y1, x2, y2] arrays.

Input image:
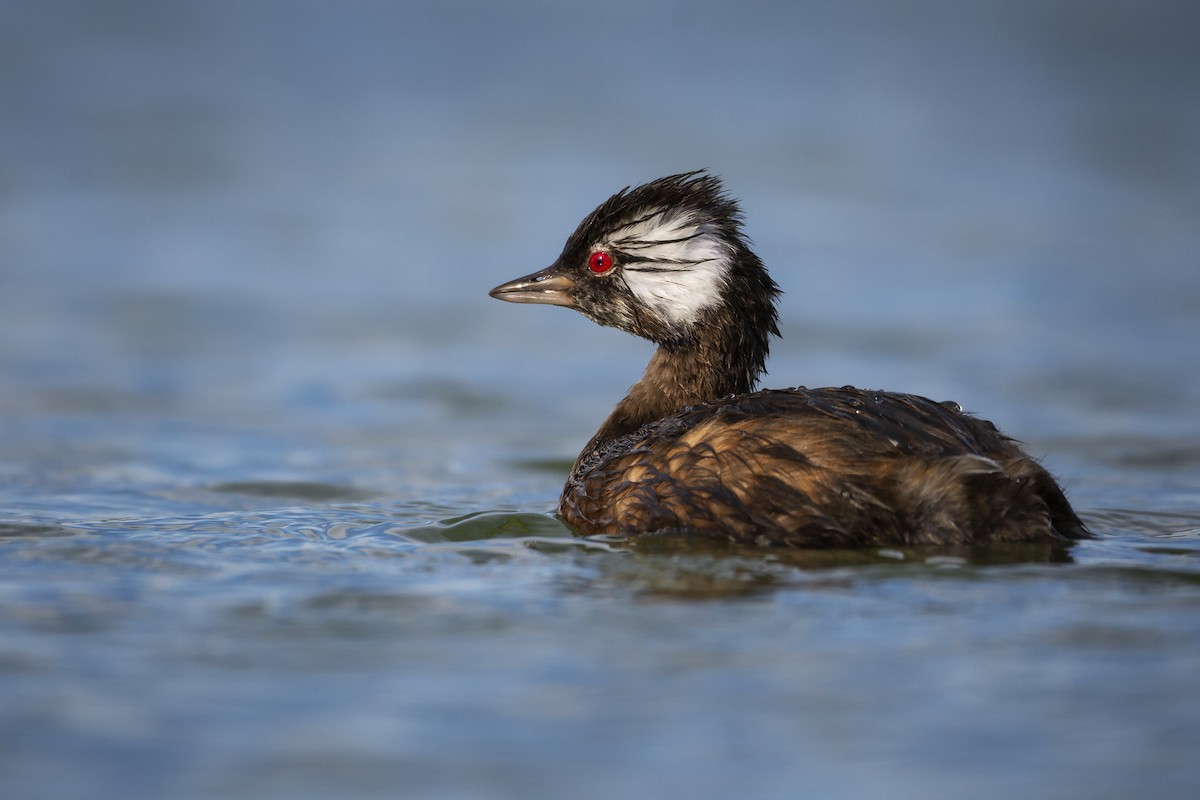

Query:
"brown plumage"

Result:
[[490, 171, 1088, 547]]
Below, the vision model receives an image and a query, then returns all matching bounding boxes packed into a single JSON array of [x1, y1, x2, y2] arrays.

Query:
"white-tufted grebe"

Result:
[[490, 171, 1087, 547]]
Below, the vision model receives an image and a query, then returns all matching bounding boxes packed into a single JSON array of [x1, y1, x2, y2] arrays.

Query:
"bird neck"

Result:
[[583, 303, 770, 452]]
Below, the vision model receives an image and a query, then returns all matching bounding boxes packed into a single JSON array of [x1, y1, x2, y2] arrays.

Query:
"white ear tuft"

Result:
[[604, 208, 730, 328]]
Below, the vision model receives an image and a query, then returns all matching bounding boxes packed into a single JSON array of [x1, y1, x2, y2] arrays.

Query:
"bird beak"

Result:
[[489, 264, 576, 308]]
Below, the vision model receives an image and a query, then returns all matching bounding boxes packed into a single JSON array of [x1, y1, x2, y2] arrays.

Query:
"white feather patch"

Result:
[[604, 208, 730, 328]]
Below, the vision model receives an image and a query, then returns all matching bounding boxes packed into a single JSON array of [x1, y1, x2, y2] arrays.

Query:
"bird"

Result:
[[489, 171, 1087, 547]]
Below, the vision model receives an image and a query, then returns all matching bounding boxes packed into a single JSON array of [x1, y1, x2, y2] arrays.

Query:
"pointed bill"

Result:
[[489, 265, 576, 307]]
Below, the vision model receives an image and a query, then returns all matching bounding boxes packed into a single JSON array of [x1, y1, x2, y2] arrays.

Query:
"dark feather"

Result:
[[562, 387, 1087, 546]]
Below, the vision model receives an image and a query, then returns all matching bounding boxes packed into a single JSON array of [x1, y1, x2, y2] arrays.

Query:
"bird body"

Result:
[[490, 172, 1087, 547], [561, 387, 1082, 547]]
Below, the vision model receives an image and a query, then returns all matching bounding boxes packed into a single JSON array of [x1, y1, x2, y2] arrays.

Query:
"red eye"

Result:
[[588, 251, 614, 273]]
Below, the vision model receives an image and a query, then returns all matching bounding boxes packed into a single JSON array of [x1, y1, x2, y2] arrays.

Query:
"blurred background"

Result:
[[1, 2, 1199, 799], [3, 0, 1198, 518]]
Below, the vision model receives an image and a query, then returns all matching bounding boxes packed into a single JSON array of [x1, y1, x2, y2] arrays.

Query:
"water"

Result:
[[2, 2, 1199, 798]]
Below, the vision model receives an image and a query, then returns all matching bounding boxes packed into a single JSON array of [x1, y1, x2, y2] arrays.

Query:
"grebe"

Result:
[[490, 172, 1087, 547]]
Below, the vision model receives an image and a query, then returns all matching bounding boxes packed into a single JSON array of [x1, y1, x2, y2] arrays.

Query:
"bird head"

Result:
[[490, 171, 777, 349]]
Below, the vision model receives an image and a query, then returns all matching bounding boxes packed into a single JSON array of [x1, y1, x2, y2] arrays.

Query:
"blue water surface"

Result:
[[2, 2, 1199, 799]]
